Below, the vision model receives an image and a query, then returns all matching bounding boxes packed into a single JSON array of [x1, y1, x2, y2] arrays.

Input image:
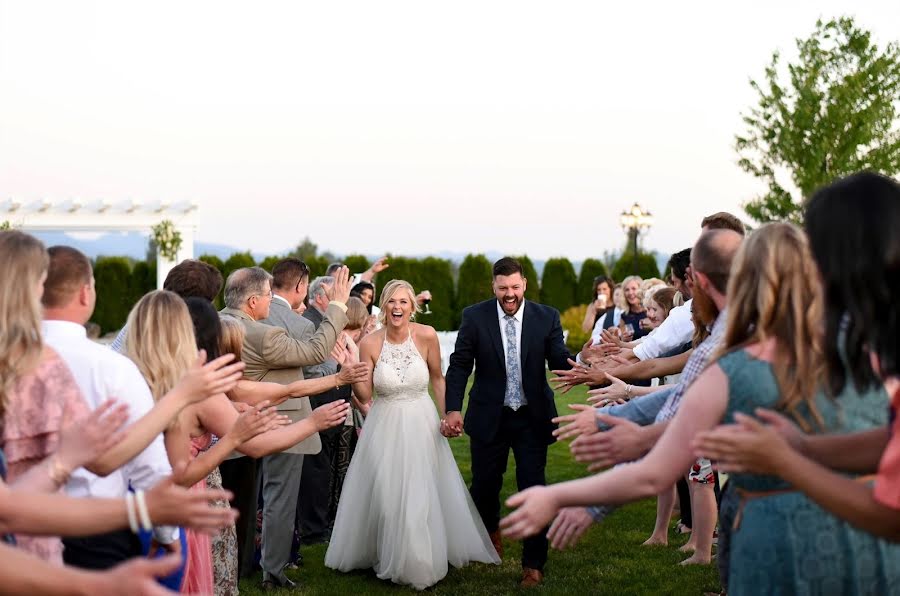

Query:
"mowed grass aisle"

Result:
[[239, 375, 721, 595]]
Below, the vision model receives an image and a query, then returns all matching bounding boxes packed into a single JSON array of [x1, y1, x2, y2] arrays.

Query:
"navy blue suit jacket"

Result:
[[445, 299, 573, 445]]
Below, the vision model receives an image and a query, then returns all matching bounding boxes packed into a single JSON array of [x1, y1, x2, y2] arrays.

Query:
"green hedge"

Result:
[[611, 251, 661, 281], [540, 257, 577, 312], [515, 255, 541, 302], [456, 254, 494, 310], [577, 258, 608, 304], [91, 256, 134, 334]]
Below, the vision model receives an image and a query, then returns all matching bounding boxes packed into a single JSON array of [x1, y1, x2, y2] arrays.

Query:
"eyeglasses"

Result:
[[249, 290, 273, 302]]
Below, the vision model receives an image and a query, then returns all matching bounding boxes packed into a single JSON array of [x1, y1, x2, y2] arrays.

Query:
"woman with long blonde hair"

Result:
[[326, 279, 500, 590], [501, 223, 900, 594], [125, 291, 352, 593]]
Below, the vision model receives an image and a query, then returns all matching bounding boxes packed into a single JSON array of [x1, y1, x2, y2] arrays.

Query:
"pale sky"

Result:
[[1, 1, 897, 261]]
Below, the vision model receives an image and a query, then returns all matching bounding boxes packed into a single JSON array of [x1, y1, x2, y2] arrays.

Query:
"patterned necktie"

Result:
[[504, 314, 525, 410]]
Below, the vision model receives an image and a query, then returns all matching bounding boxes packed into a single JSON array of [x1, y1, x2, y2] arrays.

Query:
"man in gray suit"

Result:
[[221, 265, 353, 591]]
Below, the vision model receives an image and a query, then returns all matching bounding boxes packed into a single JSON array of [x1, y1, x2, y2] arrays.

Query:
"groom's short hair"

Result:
[[493, 257, 523, 278]]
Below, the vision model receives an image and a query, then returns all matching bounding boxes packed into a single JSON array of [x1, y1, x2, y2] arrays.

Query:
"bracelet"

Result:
[[47, 456, 71, 487], [134, 490, 153, 531], [624, 384, 632, 399], [125, 492, 139, 534]]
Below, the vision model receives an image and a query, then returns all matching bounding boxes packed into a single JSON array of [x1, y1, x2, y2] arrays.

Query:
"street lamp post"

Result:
[[619, 203, 653, 275]]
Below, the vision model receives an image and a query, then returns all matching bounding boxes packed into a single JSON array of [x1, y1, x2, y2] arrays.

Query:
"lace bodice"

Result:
[[373, 334, 430, 402]]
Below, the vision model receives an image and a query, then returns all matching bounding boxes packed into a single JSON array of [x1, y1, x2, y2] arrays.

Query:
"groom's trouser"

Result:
[[469, 405, 549, 571], [261, 453, 304, 584]]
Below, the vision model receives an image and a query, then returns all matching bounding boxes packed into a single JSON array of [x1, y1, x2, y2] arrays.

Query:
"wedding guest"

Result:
[[581, 275, 614, 334]]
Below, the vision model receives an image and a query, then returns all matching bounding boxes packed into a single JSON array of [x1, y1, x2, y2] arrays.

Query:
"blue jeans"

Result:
[[595, 386, 673, 430]]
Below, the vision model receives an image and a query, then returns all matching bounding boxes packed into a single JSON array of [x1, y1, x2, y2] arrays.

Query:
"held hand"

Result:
[[692, 411, 795, 475], [500, 486, 559, 540], [311, 401, 351, 431], [552, 404, 600, 441], [338, 362, 370, 386], [175, 351, 245, 405], [441, 411, 463, 437], [570, 414, 644, 470], [547, 507, 594, 550], [57, 399, 130, 472], [229, 400, 288, 445], [331, 266, 352, 304], [586, 372, 629, 406], [145, 477, 237, 534]]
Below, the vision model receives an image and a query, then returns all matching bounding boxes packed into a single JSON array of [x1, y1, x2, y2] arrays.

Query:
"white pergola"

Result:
[[1, 199, 198, 289]]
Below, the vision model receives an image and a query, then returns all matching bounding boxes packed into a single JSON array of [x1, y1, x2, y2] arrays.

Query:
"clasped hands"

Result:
[[440, 411, 463, 438]]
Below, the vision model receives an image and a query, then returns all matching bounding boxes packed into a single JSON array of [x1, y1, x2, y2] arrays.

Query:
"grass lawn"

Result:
[[239, 375, 721, 595]]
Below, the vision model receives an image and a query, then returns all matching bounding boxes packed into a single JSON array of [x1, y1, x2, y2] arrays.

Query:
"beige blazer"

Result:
[[220, 304, 348, 454]]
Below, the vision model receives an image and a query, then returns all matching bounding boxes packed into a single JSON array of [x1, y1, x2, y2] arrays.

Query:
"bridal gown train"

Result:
[[325, 333, 500, 590]]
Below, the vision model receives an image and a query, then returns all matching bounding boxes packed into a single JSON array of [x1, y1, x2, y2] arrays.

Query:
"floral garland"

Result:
[[152, 220, 183, 260]]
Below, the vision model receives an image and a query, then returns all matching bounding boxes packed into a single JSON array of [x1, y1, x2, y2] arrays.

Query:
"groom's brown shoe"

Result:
[[520, 567, 544, 588], [489, 530, 503, 559]]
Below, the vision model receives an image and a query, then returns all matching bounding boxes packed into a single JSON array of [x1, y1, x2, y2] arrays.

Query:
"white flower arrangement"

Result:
[[152, 219, 183, 260]]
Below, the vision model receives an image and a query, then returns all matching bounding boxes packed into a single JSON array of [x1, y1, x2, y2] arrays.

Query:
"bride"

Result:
[[325, 279, 500, 590]]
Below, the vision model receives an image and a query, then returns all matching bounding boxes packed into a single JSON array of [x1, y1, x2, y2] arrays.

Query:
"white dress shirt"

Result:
[[632, 299, 695, 361], [42, 320, 178, 543], [496, 300, 525, 402]]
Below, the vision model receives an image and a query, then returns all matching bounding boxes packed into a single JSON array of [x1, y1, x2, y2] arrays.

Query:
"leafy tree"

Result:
[[576, 258, 609, 305], [289, 237, 319, 262], [258, 255, 282, 273], [198, 254, 226, 308], [456, 254, 494, 310], [130, 260, 157, 306], [561, 305, 591, 354], [222, 252, 256, 300], [343, 254, 371, 279], [418, 257, 456, 331], [91, 257, 133, 333], [540, 257, 577, 312], [514, 255, 541, 302], [611, 251, 660, 282], [736, 17, 900, 224]]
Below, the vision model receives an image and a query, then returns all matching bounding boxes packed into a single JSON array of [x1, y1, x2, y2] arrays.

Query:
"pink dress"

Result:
[[0, 348, 89, 563], [181, 432, 215, 595], [874, 389, 900, 510]]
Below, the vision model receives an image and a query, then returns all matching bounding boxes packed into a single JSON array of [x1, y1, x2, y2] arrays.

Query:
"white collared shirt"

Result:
[[42, 320, 177, 543], [632, 299, 695, 361], [496, 300, 525, 398], [273, 294, 292, 309]]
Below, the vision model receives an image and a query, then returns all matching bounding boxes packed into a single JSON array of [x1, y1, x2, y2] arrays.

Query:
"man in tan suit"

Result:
[[221, 265, 352, 591]]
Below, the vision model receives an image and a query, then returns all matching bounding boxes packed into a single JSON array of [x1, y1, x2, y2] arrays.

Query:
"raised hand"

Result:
[[552, 404, 600, 442], [500, 486, 559, 540], [145, 477, 237, 534], [311, 401, 351, 431], [369, 256, 390, 274], [586, 372, 629, 406], [228, 400, 289, 445], [98, 554, 183, 595], [692, 410, 795, 475], [56, 399, 130, 473], [331, 266, 352, 304], [338, 361, 369, 386], [547, 507, 594, 550], [174, 351, 246, 405], [330, 336, 349, 365], [570, 414, 645, 471]]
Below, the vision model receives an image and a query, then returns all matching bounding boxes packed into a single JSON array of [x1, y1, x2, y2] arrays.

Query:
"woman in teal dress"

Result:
[[500, 222, 900, 595]]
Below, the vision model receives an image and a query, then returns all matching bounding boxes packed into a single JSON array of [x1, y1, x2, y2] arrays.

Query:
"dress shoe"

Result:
[[489, 530, 503, 559], [260, 577, 301, 592], [520, 567, 544, 588]]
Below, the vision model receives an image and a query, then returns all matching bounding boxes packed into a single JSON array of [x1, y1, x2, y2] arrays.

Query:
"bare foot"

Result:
[[678, 541, 696, 553], [642, 535, 668, 547], [679, 553, 711, 565]]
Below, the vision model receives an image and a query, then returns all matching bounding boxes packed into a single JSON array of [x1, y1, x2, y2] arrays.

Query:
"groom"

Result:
[[444, 257, 573, 588]]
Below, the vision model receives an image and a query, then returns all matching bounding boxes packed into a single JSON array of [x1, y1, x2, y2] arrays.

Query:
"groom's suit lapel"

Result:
[[487, 300, 506, 367], [520, 300, 533, 371]]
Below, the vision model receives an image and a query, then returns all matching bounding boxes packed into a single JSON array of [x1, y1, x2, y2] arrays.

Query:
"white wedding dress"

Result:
[[325, 333, 500, 590]]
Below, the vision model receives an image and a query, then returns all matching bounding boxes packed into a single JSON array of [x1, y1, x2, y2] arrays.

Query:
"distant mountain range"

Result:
[[30, 231, 671, 278]]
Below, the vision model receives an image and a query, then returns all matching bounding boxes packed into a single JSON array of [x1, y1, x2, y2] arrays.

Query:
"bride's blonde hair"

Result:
[[0, 231, 49, 416], [125, 290, 197, 401], [720, 222, 826, 431], [377, 279, 421, 326]]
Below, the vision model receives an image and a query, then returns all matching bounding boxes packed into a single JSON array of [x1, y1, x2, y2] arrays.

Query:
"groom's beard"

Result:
[[498, 296, 522, 315]]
